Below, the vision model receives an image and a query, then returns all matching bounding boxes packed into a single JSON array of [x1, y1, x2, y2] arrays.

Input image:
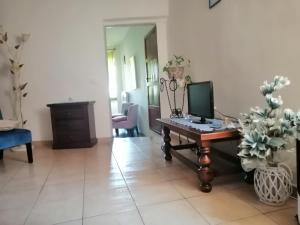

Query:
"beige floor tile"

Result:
[[114, 151, 150, 163], [37, 182, 84, 204], [266, 207, 298, 225], [124, 170, 169, 187], [118, 160, 158, 173], [83, 210, 143, 225], [84, 187, 136, 217], [84, 169, 125, 186], [188, 191, 261, 225], [130, 181, 183, 206], [56, 219, 83, 225], [139, 199, 209, 225], [0, 207, 31, 225], [84, 177, 127, 193], [220, 214, 278, 225], [0, 188, 41, 210], [227, 186, 297, 213], [45, 172, 84, 186], [15, 166, 52, 178], [0, 137, 295, 225], [2, 176, 47, 192], [171, 178, 226, 198], [26, 182, 84, 225], [26, 201, 83, 225], [157, 165, 194, 181]]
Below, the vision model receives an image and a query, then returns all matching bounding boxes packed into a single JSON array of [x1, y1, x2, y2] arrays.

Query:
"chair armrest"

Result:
[[112, 116, 127, 122]]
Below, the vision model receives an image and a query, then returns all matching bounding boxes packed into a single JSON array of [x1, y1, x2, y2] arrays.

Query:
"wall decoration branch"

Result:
[[0, 26, 30, 127], [209, 0, 222, 9], [160, 55, 191, 118]]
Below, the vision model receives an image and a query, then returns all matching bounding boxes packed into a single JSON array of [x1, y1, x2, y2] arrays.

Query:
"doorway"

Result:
[[105, 24, 161, 137]]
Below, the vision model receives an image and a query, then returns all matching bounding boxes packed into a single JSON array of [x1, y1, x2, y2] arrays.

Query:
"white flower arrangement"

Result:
[[238, 76, 300, 171], [163, 55, 192, 87]]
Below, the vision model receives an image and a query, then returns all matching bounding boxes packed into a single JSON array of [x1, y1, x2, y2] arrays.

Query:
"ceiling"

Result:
[[105, 25, 154, 49], [105, 26, 130, 49]]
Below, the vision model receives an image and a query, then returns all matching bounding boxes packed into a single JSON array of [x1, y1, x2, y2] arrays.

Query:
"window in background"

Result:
[[122, 56, 137, 91], [107, 50, 118, 114]]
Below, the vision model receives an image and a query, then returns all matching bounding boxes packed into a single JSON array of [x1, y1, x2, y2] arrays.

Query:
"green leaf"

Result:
[[268, 137, 286, 148]]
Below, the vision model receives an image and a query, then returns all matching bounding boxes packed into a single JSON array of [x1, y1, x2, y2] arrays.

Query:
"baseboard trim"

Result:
[[32, 140, 52, 148]]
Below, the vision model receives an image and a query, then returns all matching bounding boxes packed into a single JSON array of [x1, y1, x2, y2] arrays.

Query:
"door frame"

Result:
[[144, 26, 161, 134], [103, 16, 169, 137]]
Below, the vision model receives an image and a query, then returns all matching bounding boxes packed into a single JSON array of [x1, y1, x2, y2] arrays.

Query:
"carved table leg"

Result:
[[198, 141, 214, 192], [162, 126, 172, 161]]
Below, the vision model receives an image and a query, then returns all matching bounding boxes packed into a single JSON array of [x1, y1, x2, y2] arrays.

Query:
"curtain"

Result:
[[107, 51, 118, 99]]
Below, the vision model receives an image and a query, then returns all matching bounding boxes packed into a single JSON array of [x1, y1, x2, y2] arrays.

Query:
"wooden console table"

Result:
[[158, 118, 240, 193]]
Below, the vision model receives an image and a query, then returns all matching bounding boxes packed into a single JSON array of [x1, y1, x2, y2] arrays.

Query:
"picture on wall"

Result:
[[209, 0, 221, 9]]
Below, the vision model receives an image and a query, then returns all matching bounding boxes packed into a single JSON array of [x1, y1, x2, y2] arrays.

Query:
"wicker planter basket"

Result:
[[254, 163, 293, 206]]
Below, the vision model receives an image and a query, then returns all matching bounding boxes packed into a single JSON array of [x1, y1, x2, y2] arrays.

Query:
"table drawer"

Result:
[[55, 131, 88, 144], [54, 120, 87, 131], [52, 107, 85, 120]]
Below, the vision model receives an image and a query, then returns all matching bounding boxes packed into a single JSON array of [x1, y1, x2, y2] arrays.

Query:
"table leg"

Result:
[[198, 141, 213, 192], [163, 126, 172, 161]]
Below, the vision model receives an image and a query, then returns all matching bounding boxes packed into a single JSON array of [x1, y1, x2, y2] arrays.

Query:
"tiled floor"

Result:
[[0, 137, 297, 225]]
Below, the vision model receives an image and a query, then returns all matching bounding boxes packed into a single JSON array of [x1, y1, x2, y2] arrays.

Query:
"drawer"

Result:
[[55, 131, 88, 144], [54, 120, 87, 131], [52, 107, 85, 120]]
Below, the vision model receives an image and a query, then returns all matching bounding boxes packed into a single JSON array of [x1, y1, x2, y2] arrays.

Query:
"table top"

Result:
[[47, 101, 95, 107], [158, 118, 240, 142]]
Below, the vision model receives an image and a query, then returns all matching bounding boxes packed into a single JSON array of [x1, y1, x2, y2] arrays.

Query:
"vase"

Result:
[[254, 163, 293, 206], [167, 66, 184, 80]]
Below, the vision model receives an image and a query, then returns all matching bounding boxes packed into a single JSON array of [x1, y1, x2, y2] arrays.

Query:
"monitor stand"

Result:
[[191, 117, 207, 124]]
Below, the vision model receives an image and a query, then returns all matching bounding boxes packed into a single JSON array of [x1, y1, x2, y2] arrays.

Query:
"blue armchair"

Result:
[[0, 110, 33, 163]]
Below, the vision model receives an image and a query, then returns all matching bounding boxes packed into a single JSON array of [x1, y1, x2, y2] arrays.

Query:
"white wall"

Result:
[[168, 0, 300, 116], [168, 0, 300, 182], [0, 0, 169, 141]]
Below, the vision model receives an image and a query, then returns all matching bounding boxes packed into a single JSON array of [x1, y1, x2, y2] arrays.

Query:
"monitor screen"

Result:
[[187, 81, 214, 119]]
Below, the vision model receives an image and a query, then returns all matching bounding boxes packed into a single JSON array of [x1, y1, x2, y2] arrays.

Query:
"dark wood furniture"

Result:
[[159, 118, 239, 193], [47, 101, 97, 149]]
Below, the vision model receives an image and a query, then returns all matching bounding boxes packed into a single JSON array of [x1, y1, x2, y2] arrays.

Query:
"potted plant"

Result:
[[160, 55, 192, 118], [163, 55, 191, 84], [238, 76, 300, 206]]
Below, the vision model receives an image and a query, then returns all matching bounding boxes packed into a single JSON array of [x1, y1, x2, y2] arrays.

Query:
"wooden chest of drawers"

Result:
[[47, 101, 97, 149]]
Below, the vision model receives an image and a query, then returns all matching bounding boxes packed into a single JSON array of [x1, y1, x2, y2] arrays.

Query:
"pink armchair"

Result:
[[112, 102, 133, 118], [112, 104, 138, 137]]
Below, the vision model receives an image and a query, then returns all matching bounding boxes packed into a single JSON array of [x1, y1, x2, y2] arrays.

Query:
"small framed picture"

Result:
[[209, 0, 221, 9]]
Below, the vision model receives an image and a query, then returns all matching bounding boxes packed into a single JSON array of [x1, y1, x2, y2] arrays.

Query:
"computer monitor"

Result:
[[187, 81, 214, 123]]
